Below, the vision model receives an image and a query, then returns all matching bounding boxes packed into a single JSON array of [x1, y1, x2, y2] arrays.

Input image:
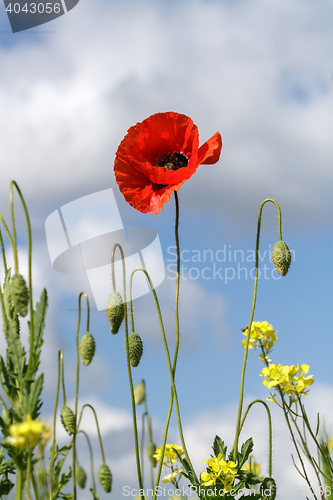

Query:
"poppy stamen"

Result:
[[156, 152, 189, 171]]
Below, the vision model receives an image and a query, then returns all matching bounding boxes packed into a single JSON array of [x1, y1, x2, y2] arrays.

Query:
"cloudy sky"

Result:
[[1, 0, 333, 498]]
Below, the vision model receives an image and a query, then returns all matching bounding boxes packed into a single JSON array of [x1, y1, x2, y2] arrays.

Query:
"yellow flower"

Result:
[[201, 453, 237, 492], [242, 321, 277, 355], [261, 363, 314, 399], [153, 444, 184, 466], [162, 468, 183, 483], [243, 456, 261, 476], [5, 414, 51, 450]]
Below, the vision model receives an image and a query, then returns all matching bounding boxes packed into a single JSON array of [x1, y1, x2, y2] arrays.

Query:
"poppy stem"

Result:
[[232, 198, 283, 463]]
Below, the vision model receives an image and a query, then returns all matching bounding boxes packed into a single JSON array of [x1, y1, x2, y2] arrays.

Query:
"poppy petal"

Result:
[[197, 132, 222, 165]]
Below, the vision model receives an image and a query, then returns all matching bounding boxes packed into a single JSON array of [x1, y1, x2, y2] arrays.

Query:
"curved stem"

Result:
[[49, 350, 64, 498], [78, 404, 106, 464], [78, 430, 96, 490], [72, 291, 89, 500], [129, 267, 197, 498], [112, 243, 144, 498], [9, 182, 34, 381], [233, 198, 283, 462], [0, 228, 8, 276], [238, 399, 273, 476]]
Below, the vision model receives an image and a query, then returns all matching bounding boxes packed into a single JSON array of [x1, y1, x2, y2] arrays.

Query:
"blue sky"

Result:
[[1, 0, 333, 498]]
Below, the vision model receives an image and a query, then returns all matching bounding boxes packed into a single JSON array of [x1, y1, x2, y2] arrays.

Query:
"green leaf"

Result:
[[213, 435, 227, 459], [5, 319, 26, 385], [238, 438, 254, 468], [27, 373, 44, 418], [28, 288, 48, 376]]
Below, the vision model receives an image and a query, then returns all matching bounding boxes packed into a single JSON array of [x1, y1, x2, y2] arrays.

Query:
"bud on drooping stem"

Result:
[[272, 240, 292, 276], [107, 291, 125, 335], [147, 441, 157, 468], [128, 332, 143, 367], [60, 406, 76, 435], [76, 465, 87, 489], [11, 274, 29, 317], [79, 332, 96, 366], [98, 464, 112, 492]]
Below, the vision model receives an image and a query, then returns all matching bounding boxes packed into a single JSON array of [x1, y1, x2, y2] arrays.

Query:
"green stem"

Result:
[[111, 243, 144, 498], [49, 350, 64, 499], [77, 404, 106, 464], [232, 198, 283, 462], [9, 181, 34, 381], [14, 467, 24, 500], [26, 450, 32, 500], [78, 430, 96, 490], [73, 291, 89, 500], [238, 399, 273, 476], [0, 227, 8, 276], [129, 267, 197, 498]]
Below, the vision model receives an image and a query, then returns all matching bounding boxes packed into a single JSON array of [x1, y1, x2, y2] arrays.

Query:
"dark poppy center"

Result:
[[156, 152, 189, 171]]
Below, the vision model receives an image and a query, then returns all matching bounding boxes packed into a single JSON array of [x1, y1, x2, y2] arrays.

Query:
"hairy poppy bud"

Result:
[[76, 465, 87, 489], [134, 380, 146, 405], [11, 274, 29, 317], [272, 241, 291, 276], [128, 332, 143, 367], [98, 464, 112, 493], [60, 406, 76, 435], [147, 442, 157, 468], [107, 291, 125, 335], [79, 332, 96, 366], [261, 477, 277, 500]]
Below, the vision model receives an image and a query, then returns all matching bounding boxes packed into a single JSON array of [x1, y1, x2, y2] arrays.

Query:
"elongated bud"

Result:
[[1, 407, 11, 427], [134, 380, 146, 405], [261, 477, 277, 500], [60, 406, 76, 435], [79, 332, 96, 366], [76, 465, 87, 489], [11, 274, 29, 317], [147, 442, 157, 468], [107, 291, 125, 335], [272, 241, 291, 276], [98, 464, 112, 493], [128, 332, 143, 367]]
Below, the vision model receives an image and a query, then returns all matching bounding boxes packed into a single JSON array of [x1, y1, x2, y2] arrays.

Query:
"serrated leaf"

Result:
[[28, 288, 48, 376], [5, 319, 26, 384], [213, 435, 227, 459], [27, 373, 44, 418], [238, 438, 254, 468]]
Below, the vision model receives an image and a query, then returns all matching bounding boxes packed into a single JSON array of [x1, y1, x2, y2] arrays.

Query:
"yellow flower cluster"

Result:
[[4, 414, 51, 450], [153, 444, 184, 466], [201, 453, 237, 492], [261, 363, 314, 399], [242, 321, 277, 357], [162, 468, 184, 483]]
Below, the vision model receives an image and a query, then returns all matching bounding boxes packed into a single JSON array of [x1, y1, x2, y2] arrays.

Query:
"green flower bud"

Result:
[[272, 240, 291, 276], [11, 274, 29, 317], [261, 477, 277, 500], [1, 407, 11, 427], [76, 465, 87, 489], [128, 332, 143, 367], [98, 464, 112, 493], [134, 380, 146, 405], [147, 441, 157, 468], [60, 406, 76, 435], [107, 291, 125, 335], [79, 332, 96, 366]]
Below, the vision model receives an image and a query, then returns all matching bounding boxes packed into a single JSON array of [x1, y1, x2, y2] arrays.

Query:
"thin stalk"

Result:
[[9, 181, 34, 381], [26, 450, 32, 500], [239, 399, 273, 476], [49, 350, 64, 499], [14, 467, 24, 500], [233, 199, 283, 462], [78, 404, 106, 464], [78, 430, 96, 491], [111, 243, 144, 498]]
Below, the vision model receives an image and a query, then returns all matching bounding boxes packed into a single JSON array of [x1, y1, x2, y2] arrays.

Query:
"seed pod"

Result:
[[98, 464, 112, 493], [147, 441, 157, 468], [128, 332, 143, 367], [107, 292, 125, 335], [134, 380, 146, 405], [261, 477, 277, 500], [76, 465, 87, 489], [11, 274, 29, 317], [60, 406, 76, 435], [79, 332, 96, 366], [272, 240, 291, 276]]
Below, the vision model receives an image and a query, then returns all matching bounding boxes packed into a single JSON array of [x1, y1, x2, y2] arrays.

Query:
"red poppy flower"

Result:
[[114, 112, 222, 214]]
